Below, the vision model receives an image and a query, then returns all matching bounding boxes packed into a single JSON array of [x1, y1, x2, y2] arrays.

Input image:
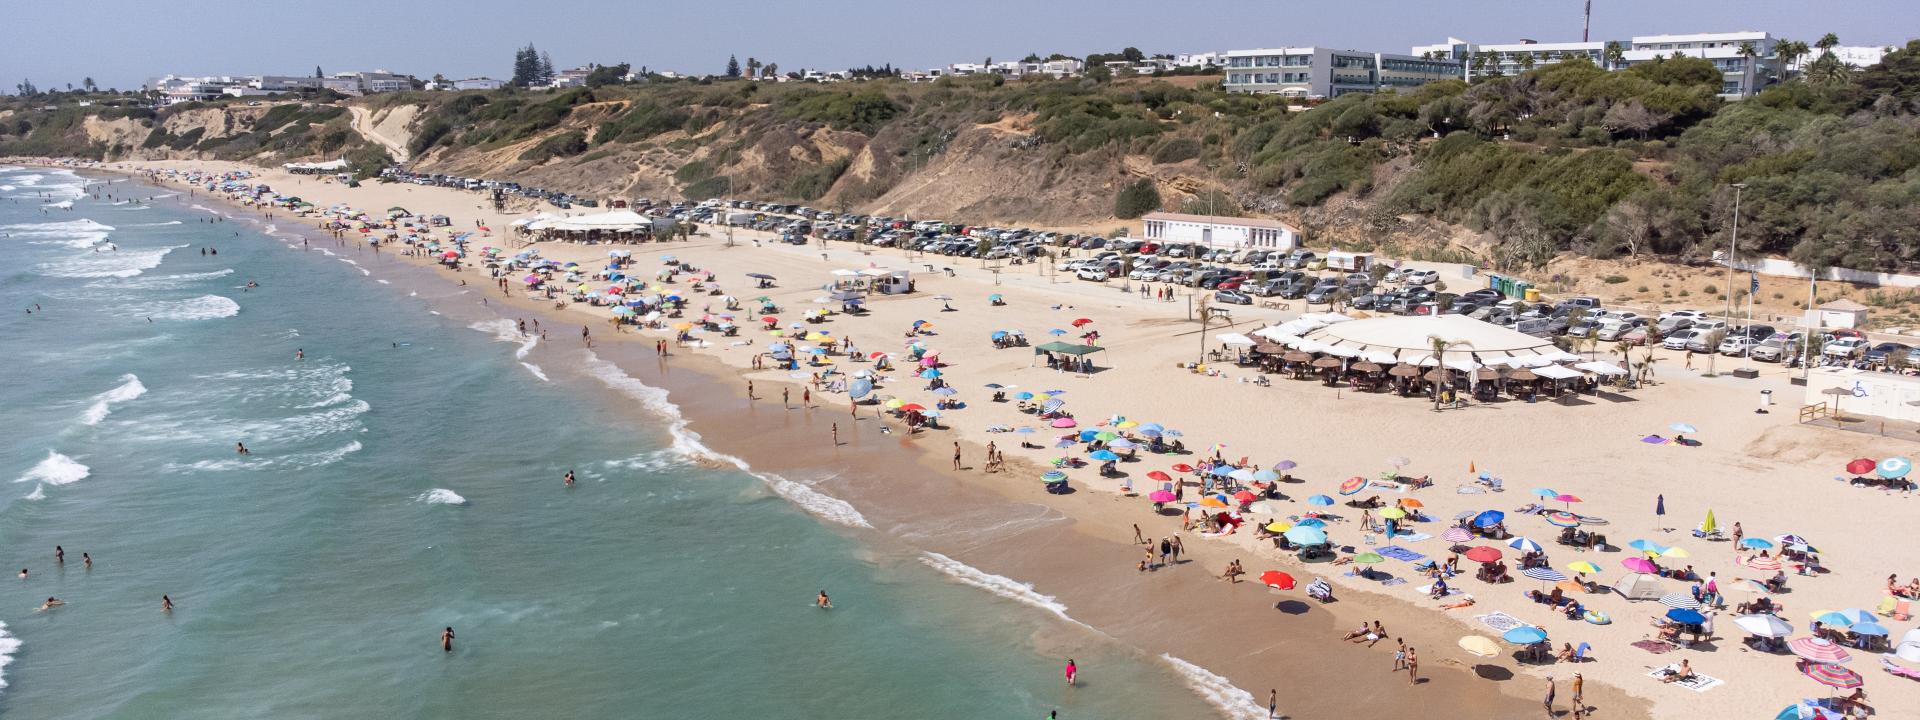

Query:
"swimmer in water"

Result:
[[564, 470, 575, 487], [16, 569, 25, 579], [441, 627, 455, 652], [236, 442, 250, 455], [296, 348, 304, 361], [162, 595, 174, 612], [817, 591, 832, 609], [38, 597, 63, 611]]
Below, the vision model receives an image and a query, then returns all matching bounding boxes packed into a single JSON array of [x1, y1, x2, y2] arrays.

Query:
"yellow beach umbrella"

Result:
[[806, 332, 830, 342], [673, 322, 693, 332], [1661, 546, 1691, 559], [884, 398, 906, 409], [1700, 509, 1717, 535], [1265, 522, 1292, 533], [1567, 561, 1601, 574], [1458, 636, 1500, 658], [1116, 420, 1138, 429], [1379, 507, 1407, 520], [769, 330, 785, 337]]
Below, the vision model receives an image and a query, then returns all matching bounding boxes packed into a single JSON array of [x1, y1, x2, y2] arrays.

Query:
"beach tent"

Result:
[[546, 210, 652, 232], [1611, 573, 1665, 601], [1033, 341, 1110, 372], [1215, 333, 1256, 347], [1897, 628, 1920, 662], [1574, 361, 1628, 376], [1272, 314, 1569, 366]]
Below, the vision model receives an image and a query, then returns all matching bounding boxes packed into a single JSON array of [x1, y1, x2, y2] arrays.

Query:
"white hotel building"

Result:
[[1414, 31, 1782, 98], [1223, 48, 1462, 98]]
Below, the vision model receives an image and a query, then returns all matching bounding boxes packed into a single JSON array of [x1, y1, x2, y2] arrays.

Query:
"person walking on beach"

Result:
[[783, 387, 790, 409], [1064, 658, 1077, 687], [1394, 639, 1407, 670], [1268, 689, 1278, 718], [1133, 524, 1146, 545], [1158, 538, 1171, 567], [1571, 673, 1585, 718], [952, 442, 962, 470], [1405, 647, 1418, 685], [1170, 536, 1184, 564], [832, 423, 839, 446], [441, 627, 455, 653], [1542, 676, 1555, 718], [747, 380, 755, 399], [1684, 350, 1694, 370]]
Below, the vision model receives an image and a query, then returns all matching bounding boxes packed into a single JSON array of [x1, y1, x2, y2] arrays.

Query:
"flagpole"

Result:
[[1744, 272, 1755, 371]]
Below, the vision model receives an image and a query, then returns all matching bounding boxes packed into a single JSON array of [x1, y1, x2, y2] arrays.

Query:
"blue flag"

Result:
[[1749, 272, 1760, 294]]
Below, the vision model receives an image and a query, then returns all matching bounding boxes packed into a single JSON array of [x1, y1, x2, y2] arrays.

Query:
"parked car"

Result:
[[1214, 289, 1253, 305], [1685, 330, 1720, 353], [1596, 317, 1648, 342], [1663, 329, 1701, 351], [1283, 250, 1317, 269], [1401, 269, 1439, 286], [1718, 335, 1758, 357], [1823, 337, 1869, 359], [1748, 333, 1802, 363], [1864, 342, 1914, 365]]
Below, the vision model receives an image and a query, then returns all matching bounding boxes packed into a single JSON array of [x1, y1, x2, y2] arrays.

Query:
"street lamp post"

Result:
[[1711, 182, 1745, 376]]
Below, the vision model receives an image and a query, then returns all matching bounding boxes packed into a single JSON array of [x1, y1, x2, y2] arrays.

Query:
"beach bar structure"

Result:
[[518, 210, 656, 244], [1033, 341, 1109, 376]]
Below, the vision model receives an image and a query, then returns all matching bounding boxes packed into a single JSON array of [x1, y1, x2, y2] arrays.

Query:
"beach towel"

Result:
[[1646, 664, 1722, 692], [1630, 640, 1676, 655], [1417, 583, 1468, 598], [1377, 546, 1426, 563], [1396, 532, 1433, 543], [1455, 485, 1486, 494], [1379, 578, 1408, 588], [1474, 611, 1526, 634]]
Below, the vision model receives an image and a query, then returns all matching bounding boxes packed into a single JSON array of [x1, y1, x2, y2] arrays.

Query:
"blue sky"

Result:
[[4, 0, 1914, 91]]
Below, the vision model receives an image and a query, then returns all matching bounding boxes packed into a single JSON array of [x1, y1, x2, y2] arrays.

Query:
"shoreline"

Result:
[[69, 154, 1907, 718]]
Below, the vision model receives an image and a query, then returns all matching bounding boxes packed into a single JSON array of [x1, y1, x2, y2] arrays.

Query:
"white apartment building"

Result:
[[1174, 52, 1224, 68], [452, 77, 505, 91], [1621, 32, 1778, 98], [1789, 46, 1890, 72], [1411, 37, 1617, 80], [1224, 48, 1462, 97], [1141, 212, 1300, 251]]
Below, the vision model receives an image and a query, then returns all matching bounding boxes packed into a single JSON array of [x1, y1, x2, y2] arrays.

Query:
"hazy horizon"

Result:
[[4, 0, 1916, 91]]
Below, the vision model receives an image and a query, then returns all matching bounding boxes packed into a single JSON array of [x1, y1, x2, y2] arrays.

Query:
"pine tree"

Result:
[[539, 52, 556, 84], [314, 65, 323, 78], [726, 55, 741, 78], [511, 45, 540, 87]]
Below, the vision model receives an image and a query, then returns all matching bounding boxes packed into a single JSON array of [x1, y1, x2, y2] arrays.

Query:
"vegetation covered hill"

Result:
[[4, 39, 1918, 274]]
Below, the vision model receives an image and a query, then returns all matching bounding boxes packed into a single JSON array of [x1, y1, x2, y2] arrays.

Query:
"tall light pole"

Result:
[[1727, 183, 1746, 370]]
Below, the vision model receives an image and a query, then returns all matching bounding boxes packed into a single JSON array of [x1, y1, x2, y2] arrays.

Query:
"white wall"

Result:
[[1803, 368, 1920, 423], [1729, 258, 1920, 289]]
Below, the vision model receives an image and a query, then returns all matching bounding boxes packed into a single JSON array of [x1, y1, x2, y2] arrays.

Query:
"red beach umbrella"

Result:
[[1171, 463, 1196, 473], [1146, 471, 1172, 482], [1463, 546, 1504, 563], [1845, 458, 1877, 475], [1071, 318, 1094, 327], [1259, 570, 1296, 590], [1233, 490, 1258, 503]]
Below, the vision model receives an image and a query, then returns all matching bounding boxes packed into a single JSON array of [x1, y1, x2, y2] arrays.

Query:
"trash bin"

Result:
[[1524, 287, 1541, 302]]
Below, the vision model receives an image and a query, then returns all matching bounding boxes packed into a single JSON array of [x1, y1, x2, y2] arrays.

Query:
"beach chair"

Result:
[[1878, 597, 1912, 621]]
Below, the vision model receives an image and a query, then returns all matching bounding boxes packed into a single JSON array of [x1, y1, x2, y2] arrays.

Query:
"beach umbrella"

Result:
[[1284, 526, 1328, 545], [1792, 637, 1854, 665], [920, 369, 942, 379], [1522, 567, 1567, 582], [1199, 495, 1230, 509], [849, 379, 874, 399], [1853, 621, 1893, 637], [1567, 561, 1601, 575], [1659, 593, 1702, 610], [1147, 471, 1172, 482], [1378, 507, 1407, 520], [1811, 610, 1854, 628], [1669, 422, 1698, 434], [1844, 458, 1878, 475], [1259, 570, 1296, 590], [1274, 460, 1298, 471], [1014, 427, 1036, 435], [1108, 438, 1137, 450], [1740, 537, 1775, 550], [1232, 490, 1258, 504], [1041, 470, 1068, 483], [1441, 527, 1473, 543], [1089, 450, 1120, 462], [1544, 511, 1581, 528], [1253, 469, 1280, 483], [1459, 635, 1501, 658], [898, 404, 926, 412], [1878, 456, 1913, 478], [1734, 614, 1793, 638], [1722, 579, 1772, 596], [1655, 494, 1666, 521], [1659, 546, 1691, 559], [1621, 557, 1659, 574], [1050, 418, 1077, 428], [1502, 626, 1548, 645], [1209, 465, 1234, 477], [1013, 391, 1035, 400], [1227, 468, 1255, 482], [1776, 703, 1846, 720], [1665, 607, 1707, 625], [1628, 539, 1667, 554], [1471, 510, 1505, 528], [884, 398, 906, 409], [1531, 487, 1560, 498], [1294, 518, 1327, 528], [988, 293, 1003, 303], [1149, 490, 1176, 503], [1338, 477, 1370, 495], [932, 387, 958, 397], [1306, 495, 1334, 507], [1464, 546, 1503, 563], [1801, 663, 1862, 690], [1507, 537, 1543, 553], [1071, 318, 1094, 327], [1265, 522, 1292, 533], [1094, 430, 1117, 442], [1351, 552, 1385, 565], [1047, 329, 1068, 336]]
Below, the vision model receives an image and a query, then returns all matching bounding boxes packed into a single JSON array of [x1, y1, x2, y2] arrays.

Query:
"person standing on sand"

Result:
[[1571, 673, 1584, 716], [802, 388, 811, 407], [952, 442, 962, 470], [1170, 536, 1184, 564], [747, 380, 755, 399], [1684, 350, 1694, 370], [1542, 676, 1555, 718], [1405, 647, 1418, 684], [1133, 524, 1146, 545], [1268, 689, 1278, 718], [441, 627, 455, 652], [1394, 639, 1407, 670], [783, 387, 790, 409], [832, 423, 839, 446], [1064, 658, 1077, 686]]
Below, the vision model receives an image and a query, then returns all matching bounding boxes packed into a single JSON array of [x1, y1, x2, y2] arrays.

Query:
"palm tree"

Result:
[[1816, 33, 1840, 55], [1519, 53, 1537, 72], [1638, 349, 1659, 385], [1427, 336, 1473, 412], [1614, 340, 1636, 389], [1739, 42, 1758, 60], [1604, 41, 1625, 70]]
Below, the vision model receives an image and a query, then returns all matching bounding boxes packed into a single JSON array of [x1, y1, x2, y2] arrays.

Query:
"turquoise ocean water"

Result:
[[0, 166, 1236, 719]]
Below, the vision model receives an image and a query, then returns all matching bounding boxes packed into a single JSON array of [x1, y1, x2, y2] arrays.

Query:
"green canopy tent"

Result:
[[1033, 341, 1110, 374]]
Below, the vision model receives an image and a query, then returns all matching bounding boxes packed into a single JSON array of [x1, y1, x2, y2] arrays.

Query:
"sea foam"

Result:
[[0, 622, 19, 692], [1159, 655, 1271, 720], [769, 475, 872, 528], [415, 489, 468, 505], [920, 552, 1078, 625], [34, 244, 183, 278], [129, 294, 240, 321], [16, 451, 89, 485], [81, 374, 147, 425]]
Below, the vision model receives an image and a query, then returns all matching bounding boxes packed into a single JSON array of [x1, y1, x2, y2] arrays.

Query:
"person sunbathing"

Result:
[[1659, 659, 1695, 683], [1342, 622, 1373, 641], [1555, 643, 1576, 662], [1439, 597, 1476, 610]]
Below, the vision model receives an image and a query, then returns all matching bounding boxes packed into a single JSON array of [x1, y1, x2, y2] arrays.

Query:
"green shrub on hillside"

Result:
[[1114, 178, 1161, 219], [519, 130, 587, 163]]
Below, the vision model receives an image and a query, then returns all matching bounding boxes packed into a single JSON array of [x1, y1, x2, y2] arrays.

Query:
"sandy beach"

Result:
[[77, 156, 1920, 719]]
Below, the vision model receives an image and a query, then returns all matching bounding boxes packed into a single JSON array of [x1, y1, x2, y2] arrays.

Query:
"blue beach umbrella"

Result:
[[849, 378, 874, 399], [1107, 438, 1137, 449], [1077, 429, 1098, 442], [1137, 428, 1163, 438], [1013, 391, 1035, 400], [1851, 621, 1891, 636], [1502, 626, 1548, 644], [1048, 329, 1068, 336], [932, 387, 958, 397], [991, 331, 1008, 340], [984, 383, 1006, 389], [1210, 465, 1235, 477], [1089, 450, 1120, 462], [1507, 537, 1543, 553], [1531, 488, 1560, 498], [1877, 457, 1912, 479], [1041, 470, 1067, 483], [1253, 469, 1280, 483], [1812, 611, 1853, 627], [1284, 526, 1328, 545], [920, 368, 942, 379], [1014, 427, 1036, 434], [1306, 495, 1334, 506], [1054, 438, 1076, 449], [1138, 422, 1165, 434], [1472, 510, 1505, 528], [1294, 517, 1327, 528], [1628, 539, 1667, 554], [1669, 423, 1698, 434], [1665, 608, 1707, 625], [1740, 537, 1775, 550]]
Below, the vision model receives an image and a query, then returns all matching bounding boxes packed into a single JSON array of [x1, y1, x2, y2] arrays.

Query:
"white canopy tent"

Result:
[[545, 210, 652, 232], [1575, 361, 1629, 376], [1216, 332, 1257, 347], [1277, 314, 1568, 367]]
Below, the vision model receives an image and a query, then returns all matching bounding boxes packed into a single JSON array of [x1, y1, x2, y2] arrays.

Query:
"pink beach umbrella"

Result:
[[1149, 490, 1176, 503], [1621, 557, 1659, 574], [1050, 418, 1077, 428]]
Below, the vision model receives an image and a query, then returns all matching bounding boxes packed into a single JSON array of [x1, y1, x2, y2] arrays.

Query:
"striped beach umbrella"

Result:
[[1659, 592, 1702, 610], [1507, 537, 1543, 553], [1801, 662, 1863, 690], [1544, 511, 1581, 528], [1338, 476, 1370, 495], [1522, 567, 1567, 582], [1441, 527, 1473, 543]]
